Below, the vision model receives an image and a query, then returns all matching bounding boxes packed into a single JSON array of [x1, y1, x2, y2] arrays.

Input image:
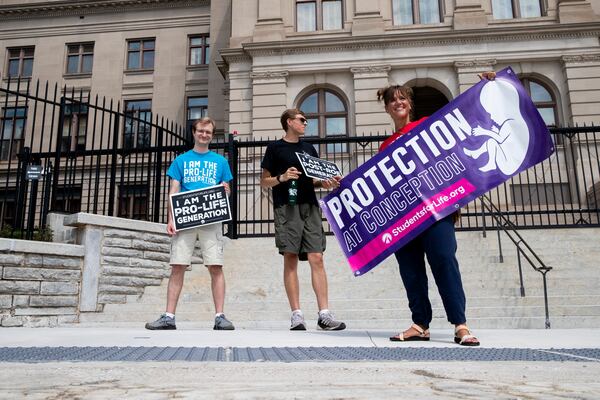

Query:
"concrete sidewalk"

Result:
[[2, 327, 600, 349], [1, 328, 599, 399]]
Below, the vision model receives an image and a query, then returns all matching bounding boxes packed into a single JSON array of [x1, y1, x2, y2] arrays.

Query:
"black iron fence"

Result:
[[0, 78, 190, 239], [1, 78, 599, 240], [228, 127, 600, 238]]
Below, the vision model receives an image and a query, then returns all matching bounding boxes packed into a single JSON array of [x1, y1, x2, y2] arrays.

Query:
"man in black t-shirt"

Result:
[[260, 108, 346, 331]]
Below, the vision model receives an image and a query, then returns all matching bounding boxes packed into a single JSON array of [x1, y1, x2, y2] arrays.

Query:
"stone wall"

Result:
[[1, 213, 175, 327], [62, 213, 172, 314], [0, 239, 84, 327], [97, 228, 171, 307]]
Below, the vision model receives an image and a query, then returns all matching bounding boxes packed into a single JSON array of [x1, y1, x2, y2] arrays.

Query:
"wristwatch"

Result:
[[276, 174, 281, 183]]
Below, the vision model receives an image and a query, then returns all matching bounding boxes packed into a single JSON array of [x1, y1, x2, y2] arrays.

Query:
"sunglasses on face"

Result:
[[294, 117, 308, 125]]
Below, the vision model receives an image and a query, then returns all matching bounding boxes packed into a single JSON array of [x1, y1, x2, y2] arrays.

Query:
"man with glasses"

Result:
[[260, 108, 346, 331], [145, 117, 235, 331]]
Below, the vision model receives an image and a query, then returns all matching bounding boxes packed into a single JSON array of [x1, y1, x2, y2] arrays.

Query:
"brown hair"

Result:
[[191, 117, 216, 133], [280, 108, 306, 132], [377, 85, 414, 107]]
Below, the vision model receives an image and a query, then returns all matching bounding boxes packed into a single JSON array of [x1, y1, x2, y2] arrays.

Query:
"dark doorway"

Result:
[[412, 86, 450, 120]]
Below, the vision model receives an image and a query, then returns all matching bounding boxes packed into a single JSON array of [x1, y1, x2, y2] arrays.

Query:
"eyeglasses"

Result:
[[294, 117, 308, 125]]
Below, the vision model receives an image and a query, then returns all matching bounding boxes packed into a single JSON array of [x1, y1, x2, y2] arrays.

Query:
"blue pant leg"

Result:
[[394, 237, 432, 328], [422, 215, 466, 325]]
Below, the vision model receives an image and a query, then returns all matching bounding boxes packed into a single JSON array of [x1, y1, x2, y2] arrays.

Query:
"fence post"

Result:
[[15, 146, 31, 237], [227, 133, 238, 239], [50, 95, 67, 211], [40, 162, 53, 228], [108, 110, 120, 216], [153, 127, 164, 223]]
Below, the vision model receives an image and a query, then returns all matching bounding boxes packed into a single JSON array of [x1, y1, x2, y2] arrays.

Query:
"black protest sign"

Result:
[[170, 185, 231, 231], [295, 152, 342, 181]]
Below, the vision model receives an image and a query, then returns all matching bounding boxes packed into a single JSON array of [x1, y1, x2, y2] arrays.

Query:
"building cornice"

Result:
[[233, 23, 600, 58], [562, 54, 600, 63], [0, 0, 207, 20], [0, 15, 210, 39]]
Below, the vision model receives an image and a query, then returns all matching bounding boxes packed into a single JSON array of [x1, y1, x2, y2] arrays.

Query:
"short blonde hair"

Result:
[[191, 117, 216, 133]]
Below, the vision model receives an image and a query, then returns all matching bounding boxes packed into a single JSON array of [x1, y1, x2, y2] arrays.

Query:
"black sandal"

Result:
[[390, 324, 430, 342], [454, 324, 480, 346]]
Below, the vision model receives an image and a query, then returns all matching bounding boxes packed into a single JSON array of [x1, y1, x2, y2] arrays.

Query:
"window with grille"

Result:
[[7, 47, 34, 78], [54, 186, 82, 213], [296, 0, 343, 32], [66, 43, 94, 74], [118, 183, 149, 220], [392, 0, 442, 25], [0, 107, 26, 161], [492, 0, 543, 19], [298, 88, 348, 153], [187, 97, 208, 136], [189, 35, 210, 65], [124, 100, 152, 149], [61, 103, 88, 153], [126, 39, 155, 70]]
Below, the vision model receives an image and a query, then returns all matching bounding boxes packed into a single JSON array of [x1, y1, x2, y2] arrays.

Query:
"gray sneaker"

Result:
[[145, 314, 176, 330], [290, 311, 307, 331], [317, 311, 346, 331], [214, 314, 235, 330]]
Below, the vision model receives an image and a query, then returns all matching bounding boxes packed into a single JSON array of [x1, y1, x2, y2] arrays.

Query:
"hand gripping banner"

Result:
[[320, 67, 555, 276]]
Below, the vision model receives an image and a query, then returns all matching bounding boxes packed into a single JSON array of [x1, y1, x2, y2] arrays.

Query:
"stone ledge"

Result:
[[64, 212, 166, 234], [0, 238, 84, 257]]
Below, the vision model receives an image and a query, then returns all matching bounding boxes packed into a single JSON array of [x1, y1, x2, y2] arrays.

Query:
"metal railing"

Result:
[[480, 194, 553, 328]]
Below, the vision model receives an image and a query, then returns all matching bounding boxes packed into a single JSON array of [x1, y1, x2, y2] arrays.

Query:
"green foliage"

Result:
[[0, 225, 53, 242]]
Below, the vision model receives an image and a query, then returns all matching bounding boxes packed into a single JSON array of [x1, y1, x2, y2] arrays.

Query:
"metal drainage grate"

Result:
[[0, 347, 599, 363]]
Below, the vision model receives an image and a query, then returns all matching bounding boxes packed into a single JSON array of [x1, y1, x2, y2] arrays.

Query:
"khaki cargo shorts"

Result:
[[274, 203, 326, 261], [170, 223, 224, 266]]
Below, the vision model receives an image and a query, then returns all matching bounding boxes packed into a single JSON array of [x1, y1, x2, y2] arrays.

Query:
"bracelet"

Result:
[[276, 174, 281, 183]]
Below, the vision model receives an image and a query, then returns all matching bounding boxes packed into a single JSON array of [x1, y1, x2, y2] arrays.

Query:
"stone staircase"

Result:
[[77, 228, 600, 329]]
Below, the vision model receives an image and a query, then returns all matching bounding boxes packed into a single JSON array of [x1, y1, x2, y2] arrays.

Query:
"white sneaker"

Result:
[[290, 311, 307, 331]]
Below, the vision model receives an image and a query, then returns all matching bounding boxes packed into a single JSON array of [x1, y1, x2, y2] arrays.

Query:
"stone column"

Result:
[[454, 59, 497, 94], [561, 54, 600, 125], [254, 0, 285, 41], [208, 0, 232, 132], [452, 0, 488, 30], [351, 65, 392, 135], [227, 57, 253, 138], [251, 70, 289, 139], [352, 0, 385, 36], [79, 226, 102, 312], [557, 0, 596, 23]]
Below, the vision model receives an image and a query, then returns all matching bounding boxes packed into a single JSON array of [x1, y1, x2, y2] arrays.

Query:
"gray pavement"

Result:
[[1, 327, 599, 399], [1, 326, 600, 349]]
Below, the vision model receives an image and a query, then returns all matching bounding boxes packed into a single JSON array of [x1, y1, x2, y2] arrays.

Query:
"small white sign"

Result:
[[295, 152, 342, 181]]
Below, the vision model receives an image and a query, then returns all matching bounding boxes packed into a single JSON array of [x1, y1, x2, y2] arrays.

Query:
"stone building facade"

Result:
[[0, 0, 228, 134], [1, 0, 598, 141], [222, 0, 600, 141]]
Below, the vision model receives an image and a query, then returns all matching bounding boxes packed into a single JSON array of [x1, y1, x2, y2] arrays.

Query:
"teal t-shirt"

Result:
[[167, 149, 233, 192]]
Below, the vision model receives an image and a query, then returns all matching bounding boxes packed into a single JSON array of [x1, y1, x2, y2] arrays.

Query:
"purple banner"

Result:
[[320, 67, 555, 276]]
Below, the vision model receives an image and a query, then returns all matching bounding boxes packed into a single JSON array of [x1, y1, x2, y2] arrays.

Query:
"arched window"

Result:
[[298, 88, 348, 153], [520, 78, 557, 127]]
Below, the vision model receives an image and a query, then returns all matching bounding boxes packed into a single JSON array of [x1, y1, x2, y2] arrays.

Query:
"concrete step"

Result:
[[71, 229, 600, 329], [75, 315, 600, 330]]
